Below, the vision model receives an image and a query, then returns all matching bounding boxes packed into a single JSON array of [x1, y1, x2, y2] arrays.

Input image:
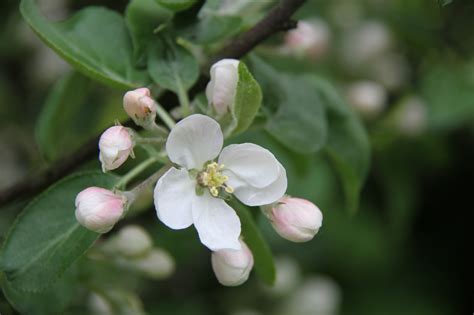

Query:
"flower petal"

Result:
[[154, 167, 195, 229], [166, 114, 224, 170], [192, 193, 241, 251], [234, 163, 288, 206], [219, 143, 280, 188]]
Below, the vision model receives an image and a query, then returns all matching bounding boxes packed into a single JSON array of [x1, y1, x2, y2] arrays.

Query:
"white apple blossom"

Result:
[[154, 114, 287, 251], [206, 59, 240, 115]]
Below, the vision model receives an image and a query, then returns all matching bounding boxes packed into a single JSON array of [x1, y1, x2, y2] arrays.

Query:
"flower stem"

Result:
[[176, 82, 191, 117], [154, 101, 176, 130], [147, 121, 169, 136], [115, 156, 161, 190], [130, 164, 172, 196], [135, 137, 166, 145]]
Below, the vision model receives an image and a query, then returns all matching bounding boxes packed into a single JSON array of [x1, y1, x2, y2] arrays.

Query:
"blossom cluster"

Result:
[[74, 59, 323, 286]]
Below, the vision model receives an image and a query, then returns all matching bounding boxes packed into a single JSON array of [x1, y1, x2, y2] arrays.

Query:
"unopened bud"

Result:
[[123, 88, 156, 126], [206, 59, 240, 115], [354, 22, 392, 59], [99, 126, 134, 172], [371, 53, 410, 91], [264, 196, 323, 242], [395, 96, 427, 135], [109, 225, 153, 257], [284, 19, 331, 60], [75, 187, 126, 233], [88, 293, 113, 315], [211, 239, 254, 286], [340, 21, 392, 68], [88, 290, 145, 315], [279, 276, 341, 315], [133, 248, 175, 279], [264, 256, 302, 297], [346, 81, 387, 118]]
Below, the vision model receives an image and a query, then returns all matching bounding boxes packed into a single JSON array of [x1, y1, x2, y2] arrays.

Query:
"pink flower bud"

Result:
[[265, 197, 323, 242], [395, 96, 427, 136], [340, 21, 393, 67], [284, 20, 331, 60], [99, 126, 134, 172], [75, 187, 126, 233], [133, 248, 175, 279], [123, 88, 156, 124], [346, 81, 387, 119], [211, 239, 254, 286], [110, 225, 153, 257], [206, 59, 240, 115]]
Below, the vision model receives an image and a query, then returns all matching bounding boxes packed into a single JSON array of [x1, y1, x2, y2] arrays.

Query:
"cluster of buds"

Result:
[[210, 195, 323, 287], [73, 58, 324, 288], [101, 225, 175, 280], [75, 88, 162, 234], [98, 88, 160, 172]]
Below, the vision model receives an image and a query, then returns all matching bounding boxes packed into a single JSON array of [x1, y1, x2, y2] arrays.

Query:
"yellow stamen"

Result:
[[197, 162, 233, 197]]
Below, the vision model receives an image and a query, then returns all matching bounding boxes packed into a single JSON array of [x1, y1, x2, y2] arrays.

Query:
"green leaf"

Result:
[[1, 264, 79, 315], [229, 200, 275, 285], [20, 0, 150, 89], [35, 72, 126, 161], [148, 36, 199, 93], [195, 0, 242, 44], [0, 171, 119, 292], [196, 15, 241, 44], [421, 60, 474, 131], [438, 0, 453, 6], [231, 62, 262, 135], [155, 0, 197, 12], [311, 77, 370, 214], [125, 0, 173, 63], [220, 62, 262, 136], [248, 55, 328, 154]]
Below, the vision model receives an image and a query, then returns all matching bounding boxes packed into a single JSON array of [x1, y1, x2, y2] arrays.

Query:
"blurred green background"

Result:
[[0, 0, 471, 314]]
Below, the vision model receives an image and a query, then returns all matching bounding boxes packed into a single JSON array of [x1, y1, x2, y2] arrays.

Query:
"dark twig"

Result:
[[214, 0, 305, 61], [0, 0, 306, 206], [0, 137, 99, 205]]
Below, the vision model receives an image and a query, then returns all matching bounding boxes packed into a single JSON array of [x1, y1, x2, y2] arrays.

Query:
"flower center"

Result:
[[197, 162, 234, 197]]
